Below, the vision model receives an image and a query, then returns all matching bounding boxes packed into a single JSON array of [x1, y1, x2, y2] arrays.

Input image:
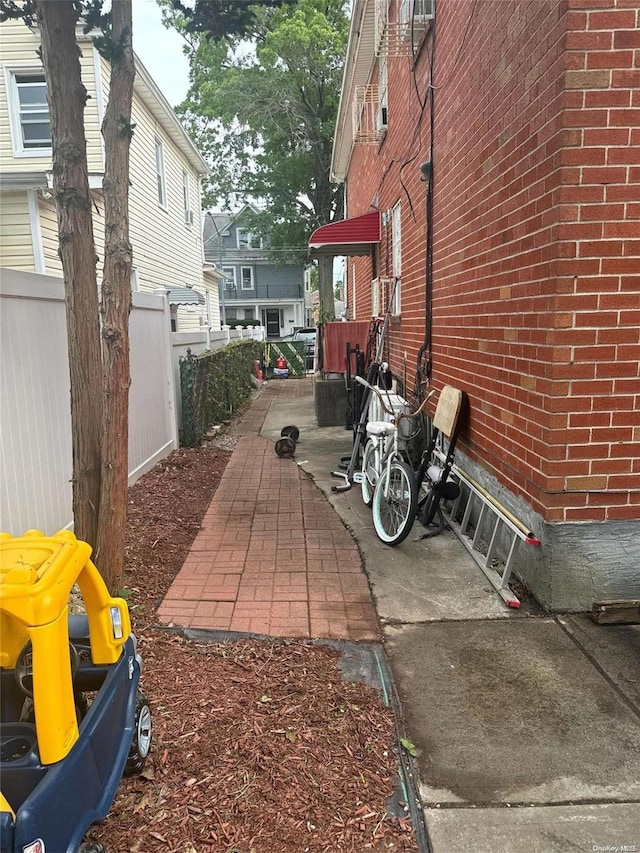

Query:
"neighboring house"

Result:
[[203, 205, 306, 338], [311, 0, 640, 610], [0, 18, 224, 332]]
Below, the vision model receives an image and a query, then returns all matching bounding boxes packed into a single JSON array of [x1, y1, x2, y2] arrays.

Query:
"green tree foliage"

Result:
[[167, 0, 348, 318], [167, 0, 293, 41]]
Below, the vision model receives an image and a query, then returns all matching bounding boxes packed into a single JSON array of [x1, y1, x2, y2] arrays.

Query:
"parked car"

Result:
[[293, 327, 317, 370], [0, 529, 151, 853]]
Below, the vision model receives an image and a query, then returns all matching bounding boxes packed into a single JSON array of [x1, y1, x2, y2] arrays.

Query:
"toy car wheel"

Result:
[[125, 690, 152, 775], [78, 843, 106, 853]]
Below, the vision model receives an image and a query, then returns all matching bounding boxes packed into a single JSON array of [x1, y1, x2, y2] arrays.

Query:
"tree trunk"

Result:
[[94, 0, 135, 593], [317, 255, 335, 324], [35, 0, 103, 548]]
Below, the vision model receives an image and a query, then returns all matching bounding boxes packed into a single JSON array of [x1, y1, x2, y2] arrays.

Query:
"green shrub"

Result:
[[180, 340, 263, 446]]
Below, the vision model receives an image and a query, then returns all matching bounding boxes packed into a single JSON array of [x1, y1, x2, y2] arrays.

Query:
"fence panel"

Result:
[[0, 269, 177, 535]]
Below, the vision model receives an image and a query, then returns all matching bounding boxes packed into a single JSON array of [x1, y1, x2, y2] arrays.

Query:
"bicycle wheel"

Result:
[[361, 439, 377, 506], [372, 459, 418, 546]]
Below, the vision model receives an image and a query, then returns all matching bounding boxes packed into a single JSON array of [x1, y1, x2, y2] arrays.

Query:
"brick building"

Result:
[[318, 0, 639, 610]]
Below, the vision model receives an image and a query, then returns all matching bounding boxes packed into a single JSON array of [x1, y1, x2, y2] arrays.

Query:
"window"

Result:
[[155, 138, 166, 207], [241, 266, 254, 290], [222, 267, 236, 289], [399, 0, 434, 44], [391, 201, 402, 315], [7, 70, 51, 156], [237, 228, 261, 249], [372, 278, 380, 316], [182, 170, 192, 225], [377, 58, 388, 131]]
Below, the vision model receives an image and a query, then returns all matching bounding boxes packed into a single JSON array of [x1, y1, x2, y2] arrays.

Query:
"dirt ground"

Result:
[[85, 418, 419, 853]]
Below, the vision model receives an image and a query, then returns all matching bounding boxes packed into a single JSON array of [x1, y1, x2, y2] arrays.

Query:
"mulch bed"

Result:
[[85, 415, 419, 853]]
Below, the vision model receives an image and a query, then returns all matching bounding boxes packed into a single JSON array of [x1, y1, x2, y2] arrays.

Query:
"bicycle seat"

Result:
[[366, 421, 395, 438]]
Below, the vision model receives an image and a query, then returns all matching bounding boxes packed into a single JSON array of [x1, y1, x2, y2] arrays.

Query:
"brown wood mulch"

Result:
[[85, 420, 419, 853]]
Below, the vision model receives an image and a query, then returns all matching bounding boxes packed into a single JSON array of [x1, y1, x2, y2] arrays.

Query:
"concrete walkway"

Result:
[[158, 379, 379, 640], [160, 379, 640, 853]]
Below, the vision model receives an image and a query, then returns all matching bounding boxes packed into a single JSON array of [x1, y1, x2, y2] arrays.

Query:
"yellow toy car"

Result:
[[0, 529, 151, 853]]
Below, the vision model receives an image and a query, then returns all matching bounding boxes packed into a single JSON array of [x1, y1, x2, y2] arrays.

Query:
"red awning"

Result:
[[308, 211, 381, 257]]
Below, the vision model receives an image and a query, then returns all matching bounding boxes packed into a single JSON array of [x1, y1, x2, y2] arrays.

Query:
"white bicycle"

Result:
[[354, 377, 435, 544]]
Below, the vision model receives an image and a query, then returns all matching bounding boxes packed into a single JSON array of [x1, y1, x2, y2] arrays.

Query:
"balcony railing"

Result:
[[224, 283, 303, 301]]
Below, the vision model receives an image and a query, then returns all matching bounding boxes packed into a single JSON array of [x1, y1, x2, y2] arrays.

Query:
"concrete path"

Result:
[[160, 379, 640, 852]]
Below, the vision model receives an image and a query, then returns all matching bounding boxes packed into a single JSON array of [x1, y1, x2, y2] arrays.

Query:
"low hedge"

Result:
[[180, 340, 263, 446]]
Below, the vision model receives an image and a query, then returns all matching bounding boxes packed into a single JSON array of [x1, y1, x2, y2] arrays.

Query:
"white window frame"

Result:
[[377, 57, 388, 132], [240, 266, 254, 290], [222, 267, 236, 289], [5, 67, 52, 157], [182, 169, 192, 225], [155, 137, 167, 209], [391, 201, 402, 315], [237, 227, 261, 249]]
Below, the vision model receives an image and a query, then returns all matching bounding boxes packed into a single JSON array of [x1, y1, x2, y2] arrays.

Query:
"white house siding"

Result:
[[0, 21, 104, 174], [0, 191, 33, 270], [126, 89, 205, 297]]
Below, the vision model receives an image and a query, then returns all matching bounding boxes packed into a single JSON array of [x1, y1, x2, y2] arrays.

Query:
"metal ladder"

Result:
[[435, 451, 541, 608]]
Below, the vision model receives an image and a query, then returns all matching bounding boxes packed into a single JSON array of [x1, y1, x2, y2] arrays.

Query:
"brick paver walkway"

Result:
[[158, 382, 380, 641]]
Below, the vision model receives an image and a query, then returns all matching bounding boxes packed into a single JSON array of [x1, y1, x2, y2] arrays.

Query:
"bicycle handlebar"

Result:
[[354, 376, 436, 421]]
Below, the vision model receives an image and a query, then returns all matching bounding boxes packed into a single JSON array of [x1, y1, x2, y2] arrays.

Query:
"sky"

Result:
[[132, 0, 191, 107]]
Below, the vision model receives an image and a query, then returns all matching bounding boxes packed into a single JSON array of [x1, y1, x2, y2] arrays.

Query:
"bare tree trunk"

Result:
[[317, 255, 335, 323], [35, 0, 103, 547], [94, 0, 135, 592]]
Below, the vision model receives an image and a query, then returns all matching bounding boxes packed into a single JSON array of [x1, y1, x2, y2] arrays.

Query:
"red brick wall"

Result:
[[345, 0, 640, 523]]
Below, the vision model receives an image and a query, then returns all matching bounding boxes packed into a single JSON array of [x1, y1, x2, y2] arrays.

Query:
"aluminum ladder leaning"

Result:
[[435, 454, 541, 609]]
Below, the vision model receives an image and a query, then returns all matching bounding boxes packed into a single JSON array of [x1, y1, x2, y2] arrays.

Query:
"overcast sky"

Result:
[[132, 0, 191, 107]]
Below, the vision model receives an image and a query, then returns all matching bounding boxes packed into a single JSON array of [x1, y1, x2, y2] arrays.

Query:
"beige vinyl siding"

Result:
[[37, 192, 106, 281], [127, 89, 204, 298], [0, 191, 35, 271], [37, 194, 61, 276], [175, 305, 203, 333], [0, 20, 104, 173]]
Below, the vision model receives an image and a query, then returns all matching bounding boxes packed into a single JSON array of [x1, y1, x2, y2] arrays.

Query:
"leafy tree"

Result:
[[168, 0, 293, 41], [169, 0, 348, 323]]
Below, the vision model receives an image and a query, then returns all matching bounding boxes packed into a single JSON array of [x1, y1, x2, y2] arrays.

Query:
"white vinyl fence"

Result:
[[0, 269, 178, 536]]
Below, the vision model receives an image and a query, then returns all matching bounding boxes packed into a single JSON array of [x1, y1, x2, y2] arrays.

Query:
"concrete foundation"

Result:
[[452, 451, 640, 611]]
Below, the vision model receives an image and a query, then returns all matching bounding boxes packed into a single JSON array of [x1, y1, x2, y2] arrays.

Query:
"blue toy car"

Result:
[[0, 530, 152, 853]]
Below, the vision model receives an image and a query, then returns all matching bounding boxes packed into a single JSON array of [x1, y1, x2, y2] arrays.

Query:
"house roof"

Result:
[[331, 0, 376, 183], [308, 211, 381, 257], [166, 286, 205, 305]]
